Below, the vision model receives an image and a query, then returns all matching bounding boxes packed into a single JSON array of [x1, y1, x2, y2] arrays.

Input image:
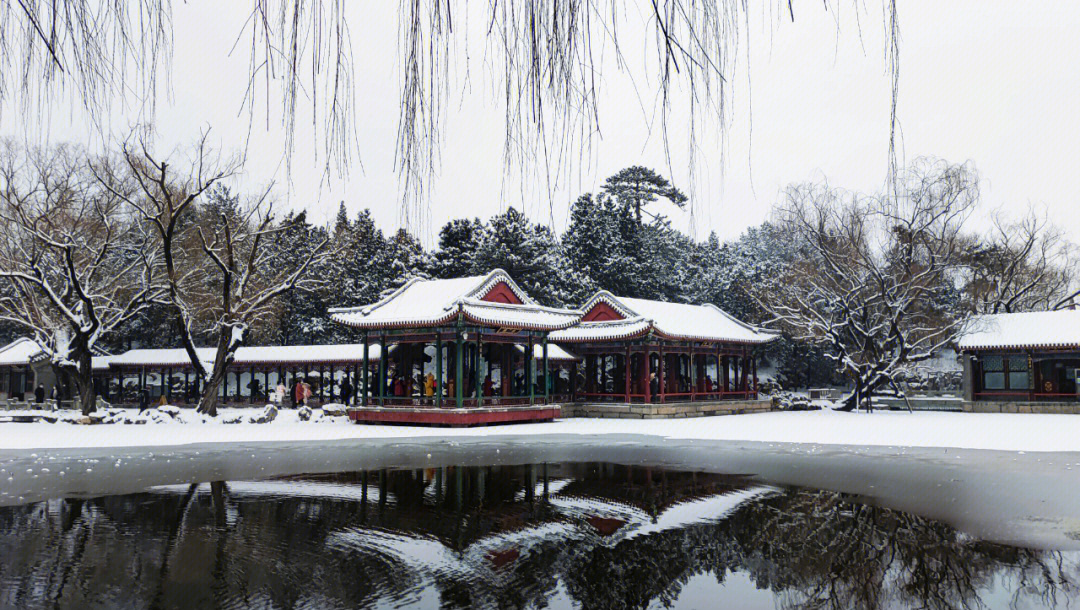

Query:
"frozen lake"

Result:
[[2, 436, 1080, 608]]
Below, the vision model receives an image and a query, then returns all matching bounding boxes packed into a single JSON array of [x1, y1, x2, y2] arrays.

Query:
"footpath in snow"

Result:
[[2, 409, 1080, 453]]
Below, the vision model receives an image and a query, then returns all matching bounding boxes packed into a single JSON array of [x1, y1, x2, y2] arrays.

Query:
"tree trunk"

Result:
[[196, 326, 243, 417], [197, 369, 226, 417], [69, 349, 97, 416], [834, 371, 887, 412]]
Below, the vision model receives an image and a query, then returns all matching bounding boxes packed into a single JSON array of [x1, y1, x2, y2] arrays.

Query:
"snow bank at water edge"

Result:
[[3, 409, 1080, 453]]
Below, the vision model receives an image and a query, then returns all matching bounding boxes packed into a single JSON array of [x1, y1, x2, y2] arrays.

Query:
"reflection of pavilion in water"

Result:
[[258, 464, 770, 558], [3, 464, 1073, 610]]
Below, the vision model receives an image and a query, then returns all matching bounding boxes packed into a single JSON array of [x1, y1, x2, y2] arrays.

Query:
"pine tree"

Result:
[[472, 208, 593, 307], [383, 228, 431, 290], [602, 165, 688, 223], [431, 218, 484, 278]]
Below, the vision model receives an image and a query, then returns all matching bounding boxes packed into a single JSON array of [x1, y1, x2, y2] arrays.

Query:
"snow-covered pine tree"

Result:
[[472, 208, 593, 307], [431, 218, 485, 279]]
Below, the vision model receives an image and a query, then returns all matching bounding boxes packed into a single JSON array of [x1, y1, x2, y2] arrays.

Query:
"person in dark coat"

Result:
[[340, 378, 353, 406], [34, 384, 45, 403], [138, 388, 150, 411]]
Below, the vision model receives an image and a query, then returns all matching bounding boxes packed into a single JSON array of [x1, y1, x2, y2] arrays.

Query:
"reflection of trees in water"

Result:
[[562, 488, 1077, 610], [0, 468, 1076, 609], [723, 490, 1077, 610]]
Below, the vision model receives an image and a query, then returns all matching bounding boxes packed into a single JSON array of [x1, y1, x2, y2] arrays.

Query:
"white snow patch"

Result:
[[4, 409, 1080, 453]]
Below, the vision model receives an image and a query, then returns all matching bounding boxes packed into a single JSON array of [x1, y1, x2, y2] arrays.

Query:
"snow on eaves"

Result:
[[0, 337, 44, 366], [550, 318, 653, 342], [328, 269, 583, 331], [552, 292, 779, 344], [957, 309, 1080, 351], [104, 344, 383, 369], [514, 342, 580, 362]]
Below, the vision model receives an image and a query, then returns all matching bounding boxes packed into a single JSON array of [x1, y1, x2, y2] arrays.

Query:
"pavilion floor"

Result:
[[347, 404, 561, 427]]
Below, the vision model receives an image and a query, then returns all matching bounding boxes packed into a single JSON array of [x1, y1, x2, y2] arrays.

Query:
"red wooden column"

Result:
[[585, 353, 595, 396], [740, 349, 750, 396], [624, 346, 632, 403], [570, 361, 578, 401], [751, 354, 758, 398], [657, 346, 665, 404], [600, 354, 608, 395], [642, 347, 651, 403], [732, 355, 739, 394], [502, 344, 511, 397], [721, 354, 729, 395]]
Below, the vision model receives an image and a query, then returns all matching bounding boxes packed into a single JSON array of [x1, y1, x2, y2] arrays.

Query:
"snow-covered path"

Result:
[[3, 409, 1080, 453]]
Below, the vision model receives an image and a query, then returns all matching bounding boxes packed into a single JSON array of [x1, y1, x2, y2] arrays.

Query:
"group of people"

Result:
[[32, 384, 56, 404], [381, 370, 556, 399], [387, 372, 436, 398]]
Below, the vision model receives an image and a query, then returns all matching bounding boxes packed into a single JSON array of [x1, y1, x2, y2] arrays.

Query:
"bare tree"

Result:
[[0, 1, 900, 217], [760, 159, 978, 411], [0, 140, 163, 414], [960, 209, 1079, 314], [93, 136, 332, 416]]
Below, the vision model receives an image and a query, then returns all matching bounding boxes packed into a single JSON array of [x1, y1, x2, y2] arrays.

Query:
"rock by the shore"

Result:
[[321, 403, 348, 417], [248, 405, 278, 424]]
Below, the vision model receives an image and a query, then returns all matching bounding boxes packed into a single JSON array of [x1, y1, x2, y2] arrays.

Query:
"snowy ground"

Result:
[[3, 408, 1080, 453]]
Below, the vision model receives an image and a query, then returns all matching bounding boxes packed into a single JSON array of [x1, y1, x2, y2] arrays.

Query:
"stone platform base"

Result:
[[563, 399, 773, 419], [963, 401, 1080, 414], [348, 404, 560, 426]]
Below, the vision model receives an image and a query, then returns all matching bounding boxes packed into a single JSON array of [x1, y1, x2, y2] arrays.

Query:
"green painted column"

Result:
[[528, 334, 535, 405], [475, 332, 483, 408], [455, 328, 464, 409], [690, 349, 697, 400], [378, 334, 386, 406], [362, 332, 369, 406], [435, 335, 443, 407], [543, 338, 549, 403]]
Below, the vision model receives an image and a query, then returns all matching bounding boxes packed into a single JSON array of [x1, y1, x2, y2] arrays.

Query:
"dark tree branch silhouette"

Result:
[[0, 1, 900, 221]]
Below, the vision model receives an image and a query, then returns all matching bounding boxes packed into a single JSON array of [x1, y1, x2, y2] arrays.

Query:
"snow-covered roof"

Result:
[[516, 342, 580, 362], [550, 292, 779, 344], [0, 337, 43, 366], [105, 344, 382, 369], [92, 356, 114, 371], [958, 309, 1080, 351], [328, 269, 583, 331]]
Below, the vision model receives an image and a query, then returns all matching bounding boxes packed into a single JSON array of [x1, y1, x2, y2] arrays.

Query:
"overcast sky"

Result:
[[4, 1, 1079, 245]]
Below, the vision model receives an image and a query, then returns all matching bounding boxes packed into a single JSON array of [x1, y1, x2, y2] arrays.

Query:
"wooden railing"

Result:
[[973, 391, 1079, 402], [574, 390, 756, 403]]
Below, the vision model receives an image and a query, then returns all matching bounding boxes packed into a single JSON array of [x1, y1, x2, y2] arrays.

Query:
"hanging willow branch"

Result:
[[0, 0, 899, 225]]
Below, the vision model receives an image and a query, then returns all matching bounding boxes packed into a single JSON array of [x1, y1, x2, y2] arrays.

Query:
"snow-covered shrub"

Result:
[[248, 405, 278, 424], [298, 406, 312, 421], [757, 378, 782, 396], [157, 405, 181, 418], [322, 403, 348, 417], [773, 392, 816, 411], [137, 408, 176, 424]]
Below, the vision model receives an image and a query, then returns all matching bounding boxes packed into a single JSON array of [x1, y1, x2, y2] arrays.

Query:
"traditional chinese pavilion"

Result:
[[550, 291, 778, 414], [958, 309, 1080, 412], [328, 269, 583, 425]]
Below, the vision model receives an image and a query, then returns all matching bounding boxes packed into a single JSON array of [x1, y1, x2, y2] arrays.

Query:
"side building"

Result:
[[550, 291, 779, 419], [958, 309, 1080, 413]]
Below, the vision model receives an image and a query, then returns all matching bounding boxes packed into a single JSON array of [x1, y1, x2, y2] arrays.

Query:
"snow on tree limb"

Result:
[[757, 159, 978, 411]]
